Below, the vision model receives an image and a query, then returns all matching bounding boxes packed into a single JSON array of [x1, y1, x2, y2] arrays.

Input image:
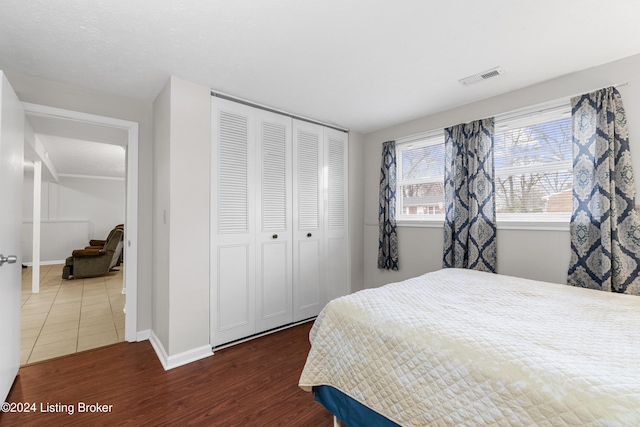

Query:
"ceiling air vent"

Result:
[[459, 66, 504, 86]]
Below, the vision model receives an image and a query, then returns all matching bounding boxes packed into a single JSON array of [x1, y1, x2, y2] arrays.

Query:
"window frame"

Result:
[[394, 99, 572, 231], [395, 130, 446, 224]]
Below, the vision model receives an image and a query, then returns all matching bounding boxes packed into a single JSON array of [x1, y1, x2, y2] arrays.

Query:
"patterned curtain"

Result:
[[568, 87, 640, 295], [378, 140, 399, 270], [443, 118, 497, 272]]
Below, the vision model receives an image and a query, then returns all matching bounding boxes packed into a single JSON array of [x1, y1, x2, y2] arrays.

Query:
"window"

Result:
[[494, 104, 572, 221], [396, 132, 445, 221], [395, 101, 572, 227]]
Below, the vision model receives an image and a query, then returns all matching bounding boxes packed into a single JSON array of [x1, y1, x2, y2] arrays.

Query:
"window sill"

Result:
[[396, 219, 569, 231], [496, 220, 569, 231], [396, 219, 444, 228]]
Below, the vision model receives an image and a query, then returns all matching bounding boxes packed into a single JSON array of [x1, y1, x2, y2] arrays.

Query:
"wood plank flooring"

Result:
[[0, 322, 332, 426]]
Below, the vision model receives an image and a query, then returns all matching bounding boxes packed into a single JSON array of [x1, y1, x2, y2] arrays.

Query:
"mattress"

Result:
[[299, 268, 640, 426]]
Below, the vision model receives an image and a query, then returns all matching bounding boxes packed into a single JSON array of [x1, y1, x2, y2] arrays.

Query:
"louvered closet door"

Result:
[[210, 97, 256, 347], [255, 110, 293, 333], [324, 128, 349, 303], [292, 119, 325, 322]]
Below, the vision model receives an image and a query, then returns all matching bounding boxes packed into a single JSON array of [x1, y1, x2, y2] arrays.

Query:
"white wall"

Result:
[[363, 53, 640, 289], [6, 71, 154, 332], [167, 77, 211, 357], [152, 79, 170, 352], [22, 175, 124, 262], [23, 175, 125, 237], [22, 221, 89, 264], [152, 76, 211, 360]]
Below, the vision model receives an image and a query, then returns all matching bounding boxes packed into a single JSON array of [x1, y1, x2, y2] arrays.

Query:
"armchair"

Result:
[[85, 224, 124, 267], [87, 224, 124, 248], [62, 228, 124, 279]]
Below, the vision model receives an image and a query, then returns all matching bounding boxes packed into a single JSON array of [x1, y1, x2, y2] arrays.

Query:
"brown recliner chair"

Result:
[[87, 224, 124, 248], [85, 224, 124, 266], [62, 228, 124, 280]]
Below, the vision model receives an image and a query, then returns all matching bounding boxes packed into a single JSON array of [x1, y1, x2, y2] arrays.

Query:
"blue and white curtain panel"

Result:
[[378, 140, 399, 270], [443, 118, 497, 273], [568, 87, 640, 295]]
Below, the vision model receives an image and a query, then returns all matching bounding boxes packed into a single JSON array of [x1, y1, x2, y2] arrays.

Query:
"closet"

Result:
[[210, 96, 349, 347]]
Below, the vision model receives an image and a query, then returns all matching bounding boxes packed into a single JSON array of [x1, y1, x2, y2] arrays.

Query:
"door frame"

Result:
[[22, 102, 139, 342]]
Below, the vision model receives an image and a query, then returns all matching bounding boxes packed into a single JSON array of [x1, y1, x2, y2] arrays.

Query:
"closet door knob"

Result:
[[307, 233, 312, 238], [272, 234, 278, 239]]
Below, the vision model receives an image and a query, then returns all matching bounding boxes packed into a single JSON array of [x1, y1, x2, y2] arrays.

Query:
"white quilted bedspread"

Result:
[[299, 269, 640, 426]]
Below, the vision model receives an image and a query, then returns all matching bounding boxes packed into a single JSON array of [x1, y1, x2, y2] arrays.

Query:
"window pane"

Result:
[[495, 171, 572, 213], [400, 182, 444, 215], [493, 115, 573, 214], [494, 117, 572, 169], [401, 144, 445, 180]]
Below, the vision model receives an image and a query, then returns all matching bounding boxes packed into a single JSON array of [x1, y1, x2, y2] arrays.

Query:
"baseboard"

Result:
[[149, 331, 213, 371], [148, 331, 170, 369], [136, 329, 151, 342]]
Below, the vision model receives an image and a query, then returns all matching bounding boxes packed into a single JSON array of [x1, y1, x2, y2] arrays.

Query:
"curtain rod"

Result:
[[397, 98, 570, 145], [210, 90, 349, 133], [398, 82, 633, 144]]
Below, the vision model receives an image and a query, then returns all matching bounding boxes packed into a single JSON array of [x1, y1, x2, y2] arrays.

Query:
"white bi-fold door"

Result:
[[292, 120, 325, 322], [292, 121, 349, 322], [211, 97, 349, 347], [323, 127, 349, 304], [254, 109, 293, 334], [210, 98, 294, 346], [210, 98, 257, 346]]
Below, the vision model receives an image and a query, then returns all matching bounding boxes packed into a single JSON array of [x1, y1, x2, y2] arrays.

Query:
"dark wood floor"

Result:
[[0, 322, 332, 426]]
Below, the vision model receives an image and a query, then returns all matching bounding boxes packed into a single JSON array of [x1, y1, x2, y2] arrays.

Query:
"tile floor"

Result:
[[20, 264, 125, 365]]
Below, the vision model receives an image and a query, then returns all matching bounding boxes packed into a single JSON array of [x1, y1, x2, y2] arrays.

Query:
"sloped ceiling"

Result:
[[24, 113, 127, 180]]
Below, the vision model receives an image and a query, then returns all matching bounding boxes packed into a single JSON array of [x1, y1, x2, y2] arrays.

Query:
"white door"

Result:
[[323, 128, 349, 303], [210, 97, 257, 346], [255, 110, 293, 333], [0, 71, 25, 402], [292, 120, 324, 322]]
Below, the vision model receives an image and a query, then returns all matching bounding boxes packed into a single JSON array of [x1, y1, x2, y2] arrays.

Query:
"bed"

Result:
[[298, 268, 640, 426]]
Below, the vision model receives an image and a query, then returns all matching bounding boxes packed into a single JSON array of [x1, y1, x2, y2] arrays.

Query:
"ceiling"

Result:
[[3, 0, 640, 174], [24, 113, 128, 180]]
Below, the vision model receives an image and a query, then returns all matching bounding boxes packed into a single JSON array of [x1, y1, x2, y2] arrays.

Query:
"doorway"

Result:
[[20, 263, 126, 363], [21, 103, 138, 363]]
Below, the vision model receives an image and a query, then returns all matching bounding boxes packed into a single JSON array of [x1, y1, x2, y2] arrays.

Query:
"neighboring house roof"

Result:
[[543, 189, 572, 213]]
